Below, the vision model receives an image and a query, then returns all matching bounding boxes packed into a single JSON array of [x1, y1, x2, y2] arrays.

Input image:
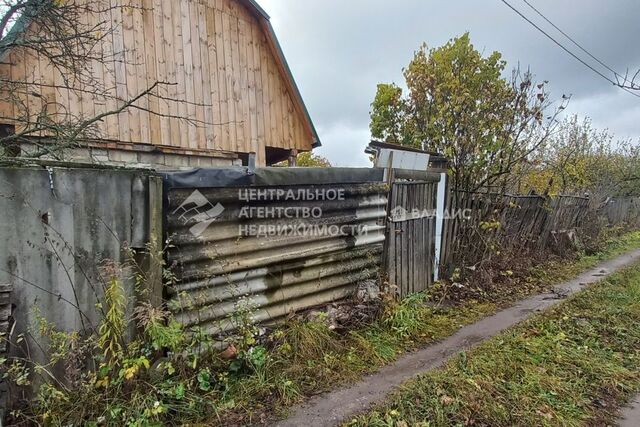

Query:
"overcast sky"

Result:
[[259, 0, 640, 166]]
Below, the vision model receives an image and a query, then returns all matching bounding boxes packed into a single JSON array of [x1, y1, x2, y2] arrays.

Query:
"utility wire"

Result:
[[500, 0, 640, 99], [521, 0, 622, 79]]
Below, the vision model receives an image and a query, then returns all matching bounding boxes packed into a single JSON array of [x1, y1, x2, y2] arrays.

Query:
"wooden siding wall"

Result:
[[0, 0, 313, 165]]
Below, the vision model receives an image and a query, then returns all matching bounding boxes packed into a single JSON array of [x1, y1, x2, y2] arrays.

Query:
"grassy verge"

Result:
[[348, 261, 640, 426], [220, 231, 640, 423], [534, 229, 640, 284], [15, 231, 640, 425]]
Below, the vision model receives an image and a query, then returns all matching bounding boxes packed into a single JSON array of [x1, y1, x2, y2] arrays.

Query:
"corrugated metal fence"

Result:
[[162, 167, 640, 332], [162, 168, 387, 335]]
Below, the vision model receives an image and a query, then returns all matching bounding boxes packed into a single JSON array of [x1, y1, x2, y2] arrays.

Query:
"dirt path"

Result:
[[618, 396, 640, 427], [275, 249, 640, 427]]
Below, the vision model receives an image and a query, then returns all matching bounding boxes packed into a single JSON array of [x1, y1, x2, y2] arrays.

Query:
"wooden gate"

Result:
[[385, 172, 442, 297]]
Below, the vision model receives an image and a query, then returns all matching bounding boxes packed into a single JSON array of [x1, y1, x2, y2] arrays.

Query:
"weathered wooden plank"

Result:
[[199, 2, 216, 149], [122, 1, 141, 142], [98, 5, 116, 138], [245, 19, 259, 161], [110, 0, 131, 141], [178, 0, 194, 148], [229, 14, 245, 152], [162, 0, 179, 145], [419, 184, 426, 290], [132, 0, 150, 143], [400, 184, 408, 297], [238, 17, 252, 154], [142, 0, 161, 144], [387, 186, 396, 294], [221, 3, 237, 151], [85, 4, 103, 130], [394, 183, 402, 295], [266, 48, 280, 147], [25, 51, 42, 135], [190, 0, 206, 148], [0, 54, 15, 121], [285, 94, 295, 149], [258, 30, 273, 151], [251, 23, 265, 165], [214, 0, 230, 151], [410, 184, 417, 294], [50, 52, 69, 136], [171, 1, 190, 148], [273, 60, 286, 149]]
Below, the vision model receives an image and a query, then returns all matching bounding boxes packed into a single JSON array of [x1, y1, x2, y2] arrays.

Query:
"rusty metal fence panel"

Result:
[[162, 168, 387, 335]]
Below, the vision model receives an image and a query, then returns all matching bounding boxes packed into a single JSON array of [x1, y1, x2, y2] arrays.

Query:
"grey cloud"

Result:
[[261, 0, 640, 165]]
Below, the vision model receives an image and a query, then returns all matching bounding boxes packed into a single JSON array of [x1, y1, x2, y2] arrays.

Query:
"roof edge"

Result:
[[261, 19, 321, 148], [3, 0, 322, 149], [0, 0, 42, 62], [242, 0, 270, 20]]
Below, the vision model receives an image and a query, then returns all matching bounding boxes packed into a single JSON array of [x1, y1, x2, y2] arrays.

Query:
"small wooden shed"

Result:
[[0, 0, 320, 167]]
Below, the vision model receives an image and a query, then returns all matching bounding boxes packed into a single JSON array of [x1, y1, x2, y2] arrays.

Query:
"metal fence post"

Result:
[[433, 172, 447, 281]]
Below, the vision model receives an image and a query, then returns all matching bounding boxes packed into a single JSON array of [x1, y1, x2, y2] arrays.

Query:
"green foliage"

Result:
[[383, 293, 432, 338], [230, 296, 259, 351], [518, 115, 640, 197], [7, 231, 640, 425], [295, 151, 332, 167], [370, 83, 406, 144], [134, 302, 184, 352], [275, 151, 332, 167], [279, 316, 344, 363], [97, 265, 127, 364], [349, 263, 640, 427], [370, 33, 562, 192]]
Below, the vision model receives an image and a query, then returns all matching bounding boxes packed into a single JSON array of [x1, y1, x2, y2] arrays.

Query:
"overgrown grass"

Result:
[[12, 231, 640, 425], [434, 228, 640, 307], [216, 230, 640, 423], [215, 297, 498, 423], [348, 262, 640, 426], [536, 228, 640, 283]]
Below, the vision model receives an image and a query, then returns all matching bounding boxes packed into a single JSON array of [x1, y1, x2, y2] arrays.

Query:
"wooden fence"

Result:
[[440, 191, 591, 271], [599, 197, 640, 227], [385, 177, 439, 297]]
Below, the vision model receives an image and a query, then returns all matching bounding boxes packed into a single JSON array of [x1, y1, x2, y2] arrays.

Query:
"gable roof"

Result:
[[245, 1, 321, 148], [0, 0, 321, 148], [0, 0, 43, 60]]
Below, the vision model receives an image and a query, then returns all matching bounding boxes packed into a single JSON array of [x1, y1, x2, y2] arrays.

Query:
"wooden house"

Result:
[[0, 0, 320, 168]]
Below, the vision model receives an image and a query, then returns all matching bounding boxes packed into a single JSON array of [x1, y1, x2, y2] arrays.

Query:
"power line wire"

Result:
[[521, 0, 622, 79], [500, 0, 640, 99]]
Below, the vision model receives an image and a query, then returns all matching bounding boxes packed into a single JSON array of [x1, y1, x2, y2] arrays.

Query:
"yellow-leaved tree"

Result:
[[370, 33, 567, 193]]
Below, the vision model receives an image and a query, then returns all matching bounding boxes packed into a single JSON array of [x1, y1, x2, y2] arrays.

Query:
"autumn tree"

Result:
[[295, 151, 331, 167], [518, 115, 640, 198], [275, 151, 332, 167], [370, 33, 566, 193]]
